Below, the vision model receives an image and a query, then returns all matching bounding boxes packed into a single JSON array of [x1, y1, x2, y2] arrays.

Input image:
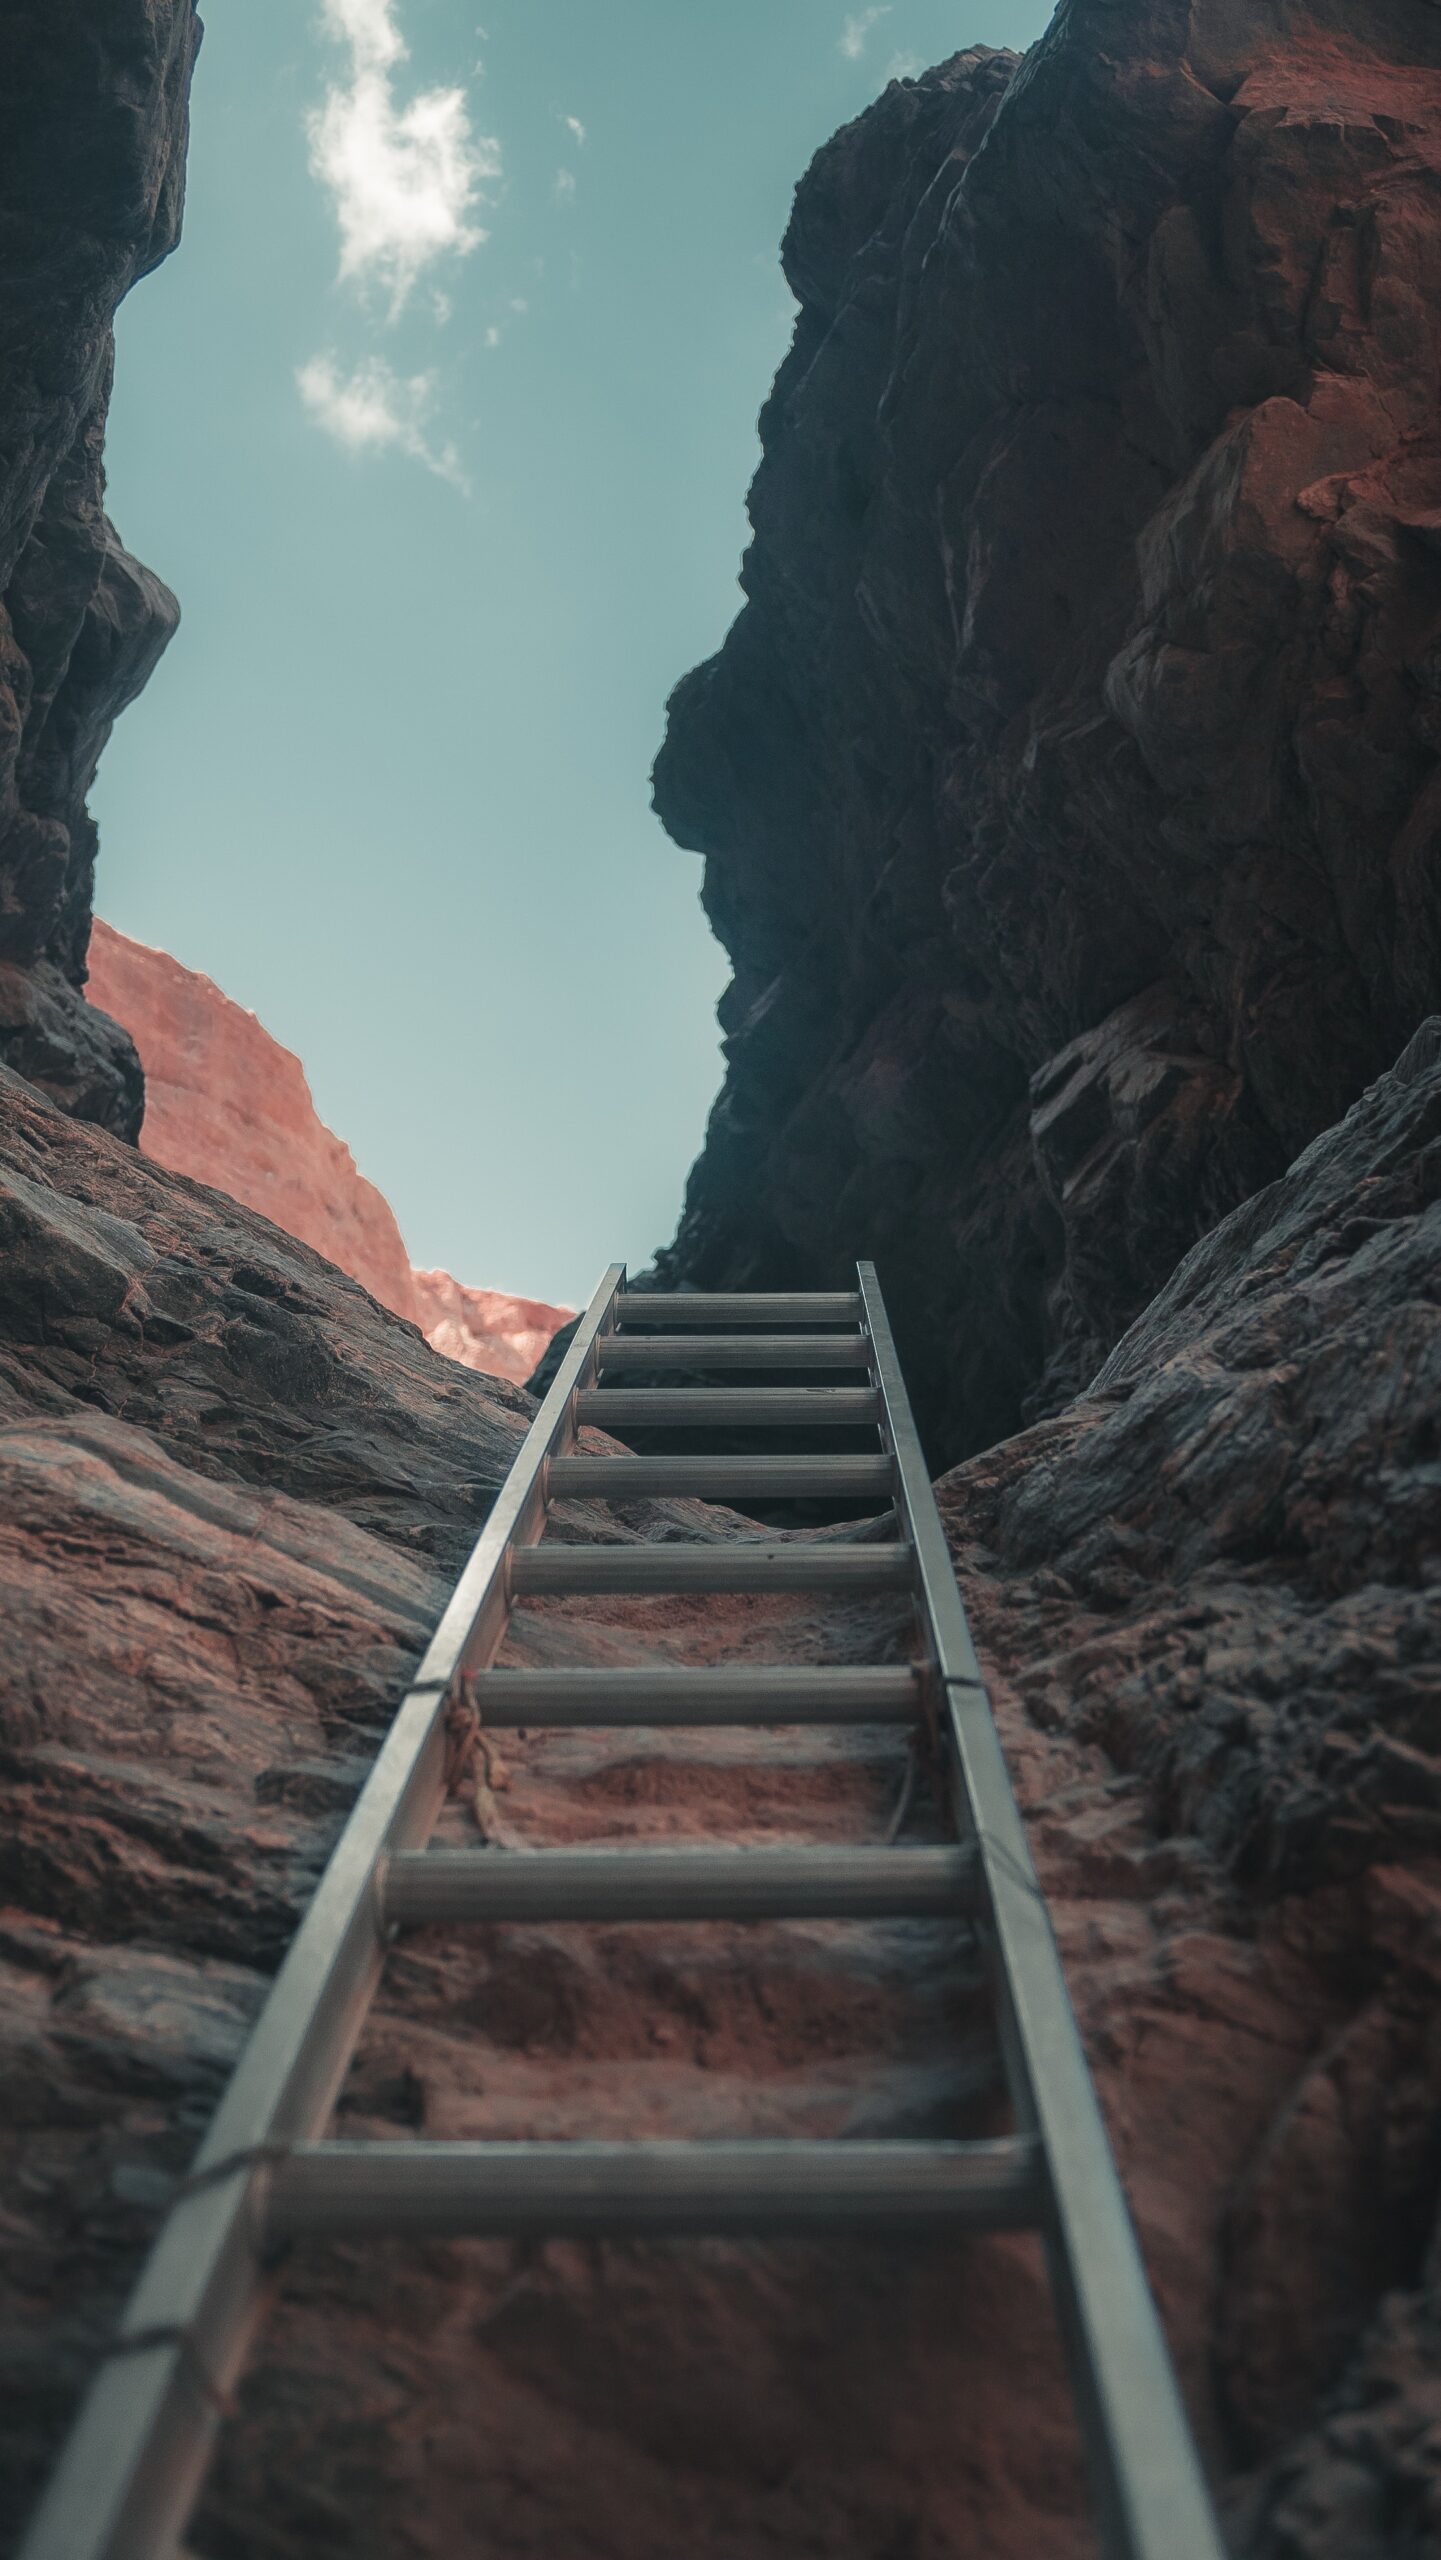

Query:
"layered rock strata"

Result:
[[653, 0, 1441, 1463], [85, 919, 572, 1384], [2, 990, 1435, 2556], [0, 1, 199, 1134]]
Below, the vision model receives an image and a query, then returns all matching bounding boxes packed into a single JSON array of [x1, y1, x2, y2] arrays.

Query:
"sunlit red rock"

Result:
[[85, 918, 571, 1384], [409, 1266, 576, 1386]]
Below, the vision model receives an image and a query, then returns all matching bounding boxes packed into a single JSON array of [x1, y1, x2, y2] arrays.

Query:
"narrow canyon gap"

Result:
[[0, 5, 1438, 2560]]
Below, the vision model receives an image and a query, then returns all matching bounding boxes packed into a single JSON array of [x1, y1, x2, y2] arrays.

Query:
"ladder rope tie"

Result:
[[168, 2137, 296, 2205], [882, 1744, 918, 1845], [100, 2325, 233, 2421], [971, 1829, 1049, 1909], [446, 1673, 509, 1838]]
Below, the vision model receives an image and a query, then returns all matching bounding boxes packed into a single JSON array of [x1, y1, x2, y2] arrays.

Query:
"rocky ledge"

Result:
[[653, 0, 1441, 1465]]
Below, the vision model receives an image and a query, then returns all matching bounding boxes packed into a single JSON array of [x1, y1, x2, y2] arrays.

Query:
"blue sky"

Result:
[[96, 0, 1052, 1307]]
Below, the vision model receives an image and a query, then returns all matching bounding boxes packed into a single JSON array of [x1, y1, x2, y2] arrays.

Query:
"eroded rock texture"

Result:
[[0, 1, 198, 1135], [2, 980, 1436, 2557], [653, 0, 1441, 1463]]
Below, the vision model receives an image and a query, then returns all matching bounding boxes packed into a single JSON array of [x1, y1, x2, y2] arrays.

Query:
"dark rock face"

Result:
[[653, 3, 1441, 1463], [0, 1, 200, 1135]]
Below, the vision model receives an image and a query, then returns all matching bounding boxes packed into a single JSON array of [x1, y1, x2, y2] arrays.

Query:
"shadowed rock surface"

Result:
[[652, 0, 1441, 1464], [0, 1, 199, 1134]]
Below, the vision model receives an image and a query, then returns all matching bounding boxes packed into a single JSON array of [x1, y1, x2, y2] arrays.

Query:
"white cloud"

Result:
[[297, 353, 469, 490], [553, 166, 577, 203], [308, 0, 499, 312], [484, 324, 501, 347], [840, 6, 891, 59], [562, 112, 586, 146], [885, 49, 921, 79]]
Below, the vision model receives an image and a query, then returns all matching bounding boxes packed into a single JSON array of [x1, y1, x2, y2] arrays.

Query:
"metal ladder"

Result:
[[21, 1265, 1225, 2560]]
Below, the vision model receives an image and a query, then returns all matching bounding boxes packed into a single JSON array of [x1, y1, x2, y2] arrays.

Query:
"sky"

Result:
[[96, 0, 1053, 1309]]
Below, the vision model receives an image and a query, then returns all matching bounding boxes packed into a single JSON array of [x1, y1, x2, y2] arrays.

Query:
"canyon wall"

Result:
[[653, 0, 1441, 1463], [0, 1, 199, 1137], [2, 3, 1438, 2555], [2, 982, 1436, 2560], [85, 919, 572, 1385]]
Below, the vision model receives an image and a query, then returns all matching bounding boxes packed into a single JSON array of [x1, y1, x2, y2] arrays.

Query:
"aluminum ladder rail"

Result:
[[19, 1265, 1224, 2560]]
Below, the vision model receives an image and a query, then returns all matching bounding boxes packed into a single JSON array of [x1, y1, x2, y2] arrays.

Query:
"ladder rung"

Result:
[[548, 1454, 894, 1499], [598, 1335, 868, 1371], [383, 1843, 982, 1925], [264, 2137, 1043, 2241], [511, 1544, 913, 1595], [614, 1293, 862, 1327], [468, 1666, 920, 1725], [382, 1843, 980, 1927], [576, 1388, 881, 1427]]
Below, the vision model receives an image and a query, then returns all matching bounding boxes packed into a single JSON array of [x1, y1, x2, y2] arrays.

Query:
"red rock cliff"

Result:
[[86, 918, 571, 1384]]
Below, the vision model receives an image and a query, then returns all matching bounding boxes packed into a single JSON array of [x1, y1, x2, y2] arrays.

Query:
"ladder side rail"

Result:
[[18, 1266, 626, 2560], [854, 1263, 1224, 2560]]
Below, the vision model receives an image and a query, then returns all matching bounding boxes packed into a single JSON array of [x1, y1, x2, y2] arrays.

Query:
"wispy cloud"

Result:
[[839, 6, 891, 59], [308, 0, 499, 313], [562, 112, 586, 146], [297, 353, 469, 490], [300, 4, 491, 489], [553, 166, 577, 204]]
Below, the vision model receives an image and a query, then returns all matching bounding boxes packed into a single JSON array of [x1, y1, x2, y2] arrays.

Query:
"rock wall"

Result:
[[0, 2, 199, 1136], [2, 995, 1436, 2560], [653, 0, 1441, 1463], [86, 919, 573, 1384]]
